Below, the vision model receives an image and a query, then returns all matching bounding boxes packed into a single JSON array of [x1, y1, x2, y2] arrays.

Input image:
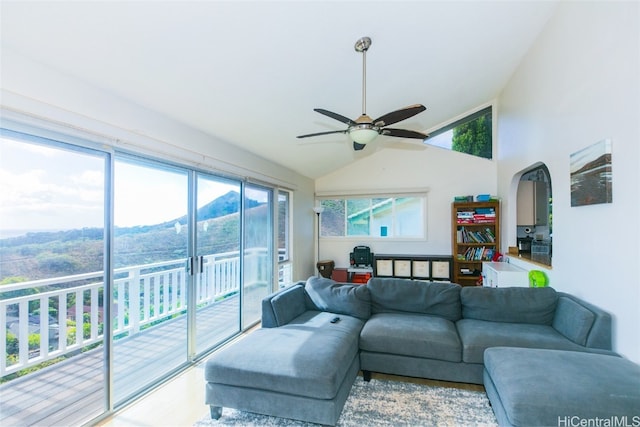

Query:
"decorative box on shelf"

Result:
[[372, 254, 453, 281]]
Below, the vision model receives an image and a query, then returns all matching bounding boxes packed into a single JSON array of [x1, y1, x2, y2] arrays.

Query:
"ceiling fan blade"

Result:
[[314, 109, 356, 126], [297, 129, 347, 139], [381, 128, 429, 140], [373, 104, 426, 127], [353, 141, 367, 151]]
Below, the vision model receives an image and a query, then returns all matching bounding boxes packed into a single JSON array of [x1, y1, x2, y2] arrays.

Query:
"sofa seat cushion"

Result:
[[205, 311, 364, 400], [360, 313, 461, 362], [484, 347, 640, 426], [457, 318, 588, 363]]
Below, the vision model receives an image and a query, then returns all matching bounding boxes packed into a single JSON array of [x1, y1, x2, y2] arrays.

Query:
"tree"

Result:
[[451, 114, 492, 159], [319, 200, 345, 237]]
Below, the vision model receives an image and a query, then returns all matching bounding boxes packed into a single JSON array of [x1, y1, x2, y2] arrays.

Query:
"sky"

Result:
[[1, 131, 443, 237], [0, 136, 239, 236]]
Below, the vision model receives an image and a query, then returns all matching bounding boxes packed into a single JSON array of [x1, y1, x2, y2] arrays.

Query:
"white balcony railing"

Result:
[[1, 249, 292, 377]]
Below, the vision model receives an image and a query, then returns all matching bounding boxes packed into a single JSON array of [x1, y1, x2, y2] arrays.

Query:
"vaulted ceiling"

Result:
[[1, 1, 558, 179]]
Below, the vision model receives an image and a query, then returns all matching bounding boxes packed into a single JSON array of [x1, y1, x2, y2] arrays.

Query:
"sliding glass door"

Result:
[[242, 184, 273, 328], [0, 131, 107, 426], [193, 174, 241, 355], [112, 158, 190, 404]]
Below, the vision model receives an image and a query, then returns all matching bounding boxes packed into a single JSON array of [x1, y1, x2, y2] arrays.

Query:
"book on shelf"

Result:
[[484, 227, 496, 242], [457, 226, 496, 243], [456, 207, 496, 224], [459, 246, 494, 261], [474, 207, 495, 214]]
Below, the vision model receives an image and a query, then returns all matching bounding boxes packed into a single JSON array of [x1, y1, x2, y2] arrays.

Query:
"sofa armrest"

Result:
[[261, 282, 308, 328], [553, 293, 612, 350]]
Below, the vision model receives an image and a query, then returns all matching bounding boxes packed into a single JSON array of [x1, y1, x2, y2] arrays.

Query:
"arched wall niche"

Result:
[[514, 163, 552, 266]]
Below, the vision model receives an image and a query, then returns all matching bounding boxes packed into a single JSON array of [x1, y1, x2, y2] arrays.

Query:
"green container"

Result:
[[529, 270, 548, 287]]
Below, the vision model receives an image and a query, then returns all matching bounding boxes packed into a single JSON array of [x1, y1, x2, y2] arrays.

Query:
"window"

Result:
[[319, 196, 426, 238], [426, 106, 493, 159]]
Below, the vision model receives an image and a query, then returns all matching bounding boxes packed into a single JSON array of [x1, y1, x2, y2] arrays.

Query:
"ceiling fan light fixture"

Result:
[[349, 125, 379, 144]]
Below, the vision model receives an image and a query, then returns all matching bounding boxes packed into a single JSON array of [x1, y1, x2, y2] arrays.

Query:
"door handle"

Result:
[[186, 257, 195, 275], [186, 256, 204, 275]]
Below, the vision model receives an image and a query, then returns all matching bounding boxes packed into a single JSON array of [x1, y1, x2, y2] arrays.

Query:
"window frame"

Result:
[[426, 105, 493, 160]]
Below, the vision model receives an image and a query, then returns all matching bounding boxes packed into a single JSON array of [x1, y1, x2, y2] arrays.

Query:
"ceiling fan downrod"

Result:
[[355, 37, 371, 117]]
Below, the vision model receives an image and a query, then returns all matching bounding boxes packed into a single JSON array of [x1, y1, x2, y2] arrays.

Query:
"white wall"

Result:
[[1, 48, 316, 284], [497, 1, 640, 362], [315, 140, 497, 268]]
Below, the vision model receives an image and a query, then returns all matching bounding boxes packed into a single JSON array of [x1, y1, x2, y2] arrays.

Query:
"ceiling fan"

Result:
[[297, 36, 429, 151]]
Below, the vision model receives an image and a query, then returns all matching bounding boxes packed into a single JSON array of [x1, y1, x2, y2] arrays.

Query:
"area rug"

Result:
[[194, 378, 498, 426]]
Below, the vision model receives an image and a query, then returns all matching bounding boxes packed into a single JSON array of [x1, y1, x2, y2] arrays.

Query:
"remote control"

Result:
[[330, 316, 340, 323]]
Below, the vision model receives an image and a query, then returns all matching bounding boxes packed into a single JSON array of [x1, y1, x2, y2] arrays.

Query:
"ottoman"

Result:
[[204, 310, 364, 426], [484, 347, 640, 427]]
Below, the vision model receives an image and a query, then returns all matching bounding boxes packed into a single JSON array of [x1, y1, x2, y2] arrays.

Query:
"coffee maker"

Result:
[[517, 227, 533, 254]]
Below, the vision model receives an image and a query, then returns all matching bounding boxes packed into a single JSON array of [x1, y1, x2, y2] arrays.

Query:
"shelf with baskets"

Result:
[[452, 201, 500, 286]]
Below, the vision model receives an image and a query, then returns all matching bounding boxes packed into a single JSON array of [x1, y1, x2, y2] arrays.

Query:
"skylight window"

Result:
[[426, 106, 492, 160]]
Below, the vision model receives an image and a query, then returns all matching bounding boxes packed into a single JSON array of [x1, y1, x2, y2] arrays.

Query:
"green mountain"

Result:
[[0, 191, 264, 282]]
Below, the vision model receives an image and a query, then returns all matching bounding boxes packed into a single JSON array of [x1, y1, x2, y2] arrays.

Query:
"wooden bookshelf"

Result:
[[451, 201, 500, 286]]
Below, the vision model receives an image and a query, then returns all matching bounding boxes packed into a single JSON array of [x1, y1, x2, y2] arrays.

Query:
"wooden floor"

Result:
[[0, 295, 257, 427]]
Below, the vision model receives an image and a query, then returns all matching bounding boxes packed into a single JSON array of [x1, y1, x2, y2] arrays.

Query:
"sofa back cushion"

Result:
[[552, 296, 596, 346], [270, 283, 309, 326], [305, 276, 371, 320], [461, 286, 557, 325], [367, 278, 462, 321]]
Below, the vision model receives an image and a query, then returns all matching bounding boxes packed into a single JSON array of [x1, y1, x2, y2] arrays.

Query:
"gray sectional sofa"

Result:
[[204, 276, 626, 425]]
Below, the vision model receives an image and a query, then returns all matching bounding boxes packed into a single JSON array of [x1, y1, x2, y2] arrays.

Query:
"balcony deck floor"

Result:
[[0, 294, 255, 427]]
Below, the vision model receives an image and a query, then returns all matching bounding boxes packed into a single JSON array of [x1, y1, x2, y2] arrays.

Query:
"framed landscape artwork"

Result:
[[570, 139, 612, 207]]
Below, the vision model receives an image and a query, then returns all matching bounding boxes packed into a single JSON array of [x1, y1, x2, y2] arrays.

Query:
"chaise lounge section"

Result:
[[204, 280, 370, 426]]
